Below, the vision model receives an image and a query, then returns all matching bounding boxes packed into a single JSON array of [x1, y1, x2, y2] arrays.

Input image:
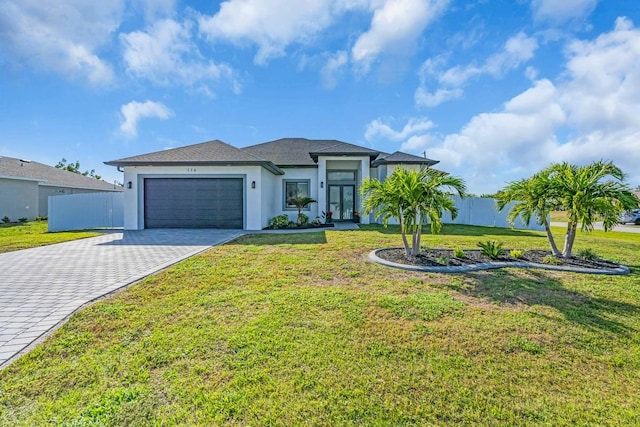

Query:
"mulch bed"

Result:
[[376, 248, 622, 271]]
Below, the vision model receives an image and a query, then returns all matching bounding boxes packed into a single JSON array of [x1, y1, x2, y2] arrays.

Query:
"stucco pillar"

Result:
[[317, 158, 327, 217], [360, 157, 370, 224]]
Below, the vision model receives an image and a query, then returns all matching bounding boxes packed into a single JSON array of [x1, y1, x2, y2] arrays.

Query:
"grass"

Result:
[[0, 221, 100, 254], [550, 210, 569, 222], [1, 224, 639, 425]]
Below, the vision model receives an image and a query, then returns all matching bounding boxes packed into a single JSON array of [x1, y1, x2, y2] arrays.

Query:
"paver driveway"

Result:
[[0, 229, 243, 368]]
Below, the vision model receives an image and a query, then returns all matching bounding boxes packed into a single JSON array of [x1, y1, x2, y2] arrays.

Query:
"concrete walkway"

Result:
[[0, 229, 243, 369]]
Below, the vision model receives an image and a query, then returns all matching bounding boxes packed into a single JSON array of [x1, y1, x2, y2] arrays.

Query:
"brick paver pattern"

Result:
[[0, 229, 243, 368]]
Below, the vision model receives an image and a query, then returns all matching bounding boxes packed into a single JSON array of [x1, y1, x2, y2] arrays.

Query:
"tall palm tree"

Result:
[[495, 169, 562, 256], [360, 168, 466, 257], [288, 196, 317, 225], [497, 160, 638, 258], [547, 160, 638, 257]]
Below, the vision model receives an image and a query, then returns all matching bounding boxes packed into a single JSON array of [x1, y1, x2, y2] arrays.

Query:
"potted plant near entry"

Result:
[[353, 211, 360, 223]]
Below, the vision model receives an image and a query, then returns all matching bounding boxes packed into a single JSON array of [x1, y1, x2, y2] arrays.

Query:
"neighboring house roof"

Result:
[[104, 139, 285, 175], [243, 138, 381, 166], [0, 155, 121, 191], [372, 151, 439, 167]]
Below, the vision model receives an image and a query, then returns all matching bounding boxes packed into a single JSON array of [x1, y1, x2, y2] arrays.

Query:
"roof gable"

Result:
[[0, 156, 121, 191], [372, 151, 439, 166], [243, 138, 380, 166]]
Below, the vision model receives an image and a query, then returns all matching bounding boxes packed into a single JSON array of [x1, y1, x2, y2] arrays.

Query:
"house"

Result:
[[0, 156, 122, 220], [104, 138, 438, 230]]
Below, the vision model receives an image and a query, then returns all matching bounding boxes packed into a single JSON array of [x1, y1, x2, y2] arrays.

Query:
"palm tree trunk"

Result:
[[399, 213, 411, 257], [562, 222, 577, 257], [542, 218, 561, 256], [414, 212, 423, 256]]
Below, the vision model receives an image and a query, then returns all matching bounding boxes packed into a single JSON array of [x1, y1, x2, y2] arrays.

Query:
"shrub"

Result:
[[577, 248, 598, 260], [2, 216, 10, 224], [312, 217, 322, 226], [269, 214, 289, 229], [509, 249, 524, 259], [477, 240, 504, 259], [298, 213, 309, 226], [437, 256, 449, 265], [542, 254, 562, 265], [453, 247, 465, 258], [18, 217, 28, 223]]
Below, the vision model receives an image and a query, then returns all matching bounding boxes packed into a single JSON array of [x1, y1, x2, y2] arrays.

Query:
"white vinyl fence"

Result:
[[48, 192, 124, 232], [441, 196, 545, 231]]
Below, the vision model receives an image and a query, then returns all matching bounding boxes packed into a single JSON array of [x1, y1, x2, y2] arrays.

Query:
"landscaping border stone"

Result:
[[369, 248, 631, 275]]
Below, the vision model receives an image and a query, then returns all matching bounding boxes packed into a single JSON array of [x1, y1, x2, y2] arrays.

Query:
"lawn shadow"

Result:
[[461, 269, 639, 336], [360, 223, 545, 238], [233, 231, 328, 246]]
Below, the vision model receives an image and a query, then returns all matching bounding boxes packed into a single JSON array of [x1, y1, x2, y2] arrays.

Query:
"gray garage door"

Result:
[[144, 178, 243, 229]]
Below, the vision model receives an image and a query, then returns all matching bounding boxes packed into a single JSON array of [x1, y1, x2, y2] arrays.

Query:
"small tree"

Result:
[[288, 196, 316, 225], [360, 168, 466, 257], [55, 158, 102, 180], [497, 160, 639, 258]]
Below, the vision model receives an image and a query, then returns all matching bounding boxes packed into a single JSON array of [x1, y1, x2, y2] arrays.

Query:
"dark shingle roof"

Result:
[[104, 140, 284, 175], [243, 138, 380, 166], [0, 156, 121, 191], [372, 151, 439, 167]]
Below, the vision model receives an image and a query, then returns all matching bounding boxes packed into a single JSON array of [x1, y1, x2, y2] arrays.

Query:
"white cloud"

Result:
[[447, 32, 537, 85], [416, 32, 538, 107], [560, 17, 640, 132], [198, 0, 448, 71], [415, 87, 463, 107], [415, 18, 640, 193], [0, 0, 122, 85], [352, 0, 449, 72], [121, 19, 237, 91], [134, 0, 176, 21], [198, 0, 340, 65], [320, 51, 349, 89], [365, 117, 434, 142], [531, 0, 597, 24], [119, 101, 173, 137]]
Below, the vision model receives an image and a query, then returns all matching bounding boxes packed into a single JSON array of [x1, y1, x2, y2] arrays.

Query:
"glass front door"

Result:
[[329, 185, 355, 220]]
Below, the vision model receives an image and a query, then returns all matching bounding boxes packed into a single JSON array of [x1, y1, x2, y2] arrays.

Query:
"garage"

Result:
[[144, 178, 243, 229]]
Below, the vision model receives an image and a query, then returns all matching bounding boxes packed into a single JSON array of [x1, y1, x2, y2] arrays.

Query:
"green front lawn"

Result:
[[0, 222, 100, 254], [1, 225, 639, 425]]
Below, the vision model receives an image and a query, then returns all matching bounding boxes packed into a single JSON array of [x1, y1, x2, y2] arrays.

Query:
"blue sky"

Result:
[[1, 0, 639, 194]]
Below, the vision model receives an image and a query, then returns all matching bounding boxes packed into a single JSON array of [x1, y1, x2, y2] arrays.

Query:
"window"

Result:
[[327, 171, 356, 181], [284, 180, 310, 209]]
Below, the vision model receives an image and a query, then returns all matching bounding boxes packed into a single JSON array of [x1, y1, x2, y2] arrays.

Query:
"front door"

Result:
[[328, 185, 355, 220]]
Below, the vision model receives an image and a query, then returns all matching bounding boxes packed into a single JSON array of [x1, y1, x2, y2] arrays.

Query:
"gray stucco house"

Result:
[[0, 156, 122, 221], [105, 138, 438, 230]]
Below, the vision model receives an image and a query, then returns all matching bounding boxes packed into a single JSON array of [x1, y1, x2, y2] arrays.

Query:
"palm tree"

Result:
[[497, 160, 639, 258], [495, 169, 562, 256], [360, 168, 466, 257], [547, 161, 638, 257], [288, 196, 317, 225]]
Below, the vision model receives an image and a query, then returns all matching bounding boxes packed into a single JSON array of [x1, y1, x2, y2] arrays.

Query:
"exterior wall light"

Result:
[[251, 180, 256, 189], [127, 181, 132, 189], [320, 181, 324, 188]]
